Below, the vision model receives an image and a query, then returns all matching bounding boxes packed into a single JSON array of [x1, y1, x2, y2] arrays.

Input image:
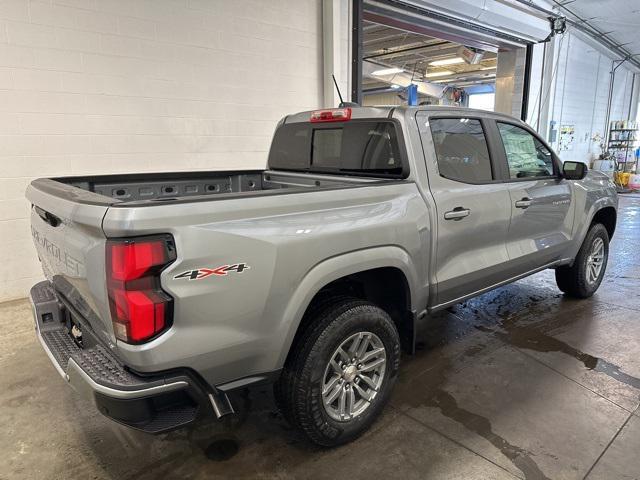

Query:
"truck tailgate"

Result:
[[26, 180, 116, 347]]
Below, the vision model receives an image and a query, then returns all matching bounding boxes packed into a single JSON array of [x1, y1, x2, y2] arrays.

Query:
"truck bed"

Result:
[[37, 169, 375, 206], [64, 170, 273, 202], [26, 166, 398, 363]]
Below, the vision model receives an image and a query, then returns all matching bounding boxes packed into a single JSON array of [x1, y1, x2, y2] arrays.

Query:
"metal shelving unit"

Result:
[[607, 125, 638, 192], [608, 128, 638, 173]]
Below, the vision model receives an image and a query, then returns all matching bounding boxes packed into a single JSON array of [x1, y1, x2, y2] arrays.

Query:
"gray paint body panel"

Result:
[[108, 182, 428, 385], [26, 106, 617, 390]]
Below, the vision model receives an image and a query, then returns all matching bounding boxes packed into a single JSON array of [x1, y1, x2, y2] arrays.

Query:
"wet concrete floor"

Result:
[[2, 194, 640, 479]]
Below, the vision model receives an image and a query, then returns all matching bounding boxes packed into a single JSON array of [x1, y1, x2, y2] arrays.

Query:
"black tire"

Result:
[[275, 297, 400, 447], [273, 293, 350, 424], [555, 223, 609, 298]]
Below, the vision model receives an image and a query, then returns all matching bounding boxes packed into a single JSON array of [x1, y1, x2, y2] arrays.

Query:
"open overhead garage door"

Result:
[[363, 0, 552, 50], [356, 0, 553, 119]]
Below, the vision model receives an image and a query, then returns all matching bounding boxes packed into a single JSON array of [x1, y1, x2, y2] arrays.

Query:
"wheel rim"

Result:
[[586, 237, 606, 285], [321, 331, 386, 422]]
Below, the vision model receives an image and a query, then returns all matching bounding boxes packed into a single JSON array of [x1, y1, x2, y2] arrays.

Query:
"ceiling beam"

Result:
[[364, 40, 449, 60], [363, 33, 417, 46]]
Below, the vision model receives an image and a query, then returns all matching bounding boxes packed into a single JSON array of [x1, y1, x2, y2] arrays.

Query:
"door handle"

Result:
[[444, 207, 470, 220], [515, 198, 532, 209]]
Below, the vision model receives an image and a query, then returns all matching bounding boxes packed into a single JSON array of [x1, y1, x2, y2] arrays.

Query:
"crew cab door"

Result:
[[417, 113, 512, 308], [492, 121, 574, 270]]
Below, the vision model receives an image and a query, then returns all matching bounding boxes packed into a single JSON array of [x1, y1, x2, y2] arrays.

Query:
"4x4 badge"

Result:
[[173, 263, 250, 280]]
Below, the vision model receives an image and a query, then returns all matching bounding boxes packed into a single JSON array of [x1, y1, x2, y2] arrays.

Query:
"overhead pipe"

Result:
[[362, 60, 445, 97], [604, 58, 630, 141], [627, 73, 637, 120]]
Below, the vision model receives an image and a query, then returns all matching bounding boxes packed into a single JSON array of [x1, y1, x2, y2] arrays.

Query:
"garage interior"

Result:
[[1, 1, 640, 479], [361, 22, 501, 109]]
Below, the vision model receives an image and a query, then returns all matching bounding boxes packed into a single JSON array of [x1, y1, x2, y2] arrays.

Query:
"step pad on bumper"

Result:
[[41, 329, 164, 391], [41, 329, 79, 372], [31, 281, 201, 433]]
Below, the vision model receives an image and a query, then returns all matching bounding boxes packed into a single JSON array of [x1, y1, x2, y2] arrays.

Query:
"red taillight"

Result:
[[106, 235, 176, 344], [310, 107, 352, 123]]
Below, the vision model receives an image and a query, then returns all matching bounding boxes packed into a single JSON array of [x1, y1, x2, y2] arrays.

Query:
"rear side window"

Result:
[[497, 122, 555, 179], [268, 121, 404, 177], [429, 118, 493, 183]]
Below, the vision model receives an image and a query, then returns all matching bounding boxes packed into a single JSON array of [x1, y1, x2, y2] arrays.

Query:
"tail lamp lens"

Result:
[[106, 235, 176, 344]]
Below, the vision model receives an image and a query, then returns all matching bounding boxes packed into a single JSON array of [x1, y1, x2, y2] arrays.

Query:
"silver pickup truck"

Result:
[[27, 106, 617, 446]]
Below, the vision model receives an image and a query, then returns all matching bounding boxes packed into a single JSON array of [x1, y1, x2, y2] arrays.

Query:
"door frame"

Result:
[[487, 118, 565, 183]]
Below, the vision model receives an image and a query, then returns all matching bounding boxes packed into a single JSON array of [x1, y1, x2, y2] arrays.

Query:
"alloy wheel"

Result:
[[586, 237, 606, 285], [321, 331, 386, 421]]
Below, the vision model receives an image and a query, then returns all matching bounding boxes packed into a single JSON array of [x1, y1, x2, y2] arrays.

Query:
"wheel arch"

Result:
[[591, 206, 616, 240], [567, 196, 617, 263], [277, 246, 423, 368]]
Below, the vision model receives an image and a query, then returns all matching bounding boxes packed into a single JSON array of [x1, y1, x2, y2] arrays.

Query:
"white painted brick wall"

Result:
[[0, 0, 337, 301], [549, 32, 637, 163]]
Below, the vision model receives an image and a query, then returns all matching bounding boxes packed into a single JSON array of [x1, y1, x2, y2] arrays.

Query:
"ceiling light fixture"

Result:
[[425, 70, 454, 78], [371, 67, 404, 76], [429, 57, 465, 66]]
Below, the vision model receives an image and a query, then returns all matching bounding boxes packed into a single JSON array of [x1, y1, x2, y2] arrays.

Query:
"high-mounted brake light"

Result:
[[106, 235, 176, 344], [310, 107, 352, 123]]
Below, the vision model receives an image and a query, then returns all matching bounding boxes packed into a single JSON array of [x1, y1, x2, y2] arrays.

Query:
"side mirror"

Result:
[[563, 161, 587, 180]]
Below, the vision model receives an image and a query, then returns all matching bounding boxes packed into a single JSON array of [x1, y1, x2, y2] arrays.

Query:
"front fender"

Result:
[[567, 178, 617, 261], [275, 245, 422, 367]]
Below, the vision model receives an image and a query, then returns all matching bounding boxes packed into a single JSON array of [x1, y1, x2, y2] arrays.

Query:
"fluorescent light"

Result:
[[425, 70, 454, 78], [371, 67, 404, 76], [429, 57, 464, 66], [390, 84, 401, 89]]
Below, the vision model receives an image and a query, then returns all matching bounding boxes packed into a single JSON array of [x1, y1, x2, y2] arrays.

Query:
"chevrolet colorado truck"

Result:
[[27, 106, 617, 446]]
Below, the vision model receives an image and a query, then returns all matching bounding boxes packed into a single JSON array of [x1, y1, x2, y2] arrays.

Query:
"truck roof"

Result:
[[284, 105, 528, 126]]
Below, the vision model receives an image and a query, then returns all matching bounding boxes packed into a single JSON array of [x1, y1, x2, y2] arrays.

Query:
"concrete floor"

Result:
[[2, 195, 640, 480]]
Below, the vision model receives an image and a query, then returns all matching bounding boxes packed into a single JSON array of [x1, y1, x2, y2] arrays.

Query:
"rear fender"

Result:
[[276, 246, 422, 368]]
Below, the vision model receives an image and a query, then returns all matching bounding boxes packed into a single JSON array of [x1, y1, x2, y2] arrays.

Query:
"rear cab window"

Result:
[[428, 118, 494, 183], [268, 120, 406, 178]]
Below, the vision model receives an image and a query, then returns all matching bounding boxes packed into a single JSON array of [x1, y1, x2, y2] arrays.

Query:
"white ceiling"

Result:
[[554, 0, 640, 61]]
